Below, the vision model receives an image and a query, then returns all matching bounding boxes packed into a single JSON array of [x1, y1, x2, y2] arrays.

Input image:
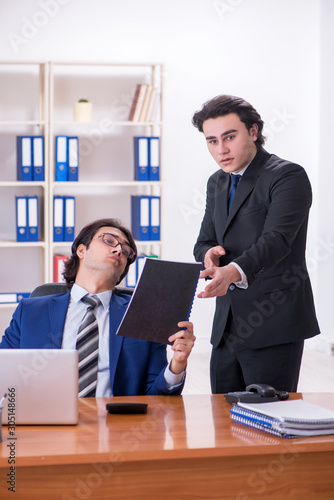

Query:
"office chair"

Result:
[[30, 283, 133, 297]]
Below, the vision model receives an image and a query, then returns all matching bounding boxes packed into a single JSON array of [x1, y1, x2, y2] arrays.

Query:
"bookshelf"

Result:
[[0, 61, 163, 327], [48, 61, 163, 282]]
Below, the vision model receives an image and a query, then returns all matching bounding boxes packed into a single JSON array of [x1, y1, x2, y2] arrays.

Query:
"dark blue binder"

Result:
[[134, 137, 149, 181], [149, 196, 160, 240], [16, 196, 28, 242], [53, 196, 64, 241], [27, 196, 39, 241], [55, 136, 68, 182], [17, 136, 33, 181], [148, 137, 160, 181], [67, 137, 79, 181], [64, 196, 75, 241], [32, 136, 45, 181], [131, 195, 150, 240], [0, 292, 30, 303]]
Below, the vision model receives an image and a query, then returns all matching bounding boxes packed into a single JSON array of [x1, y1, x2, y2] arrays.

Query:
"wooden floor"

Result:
[[180, 347, 334, 395]]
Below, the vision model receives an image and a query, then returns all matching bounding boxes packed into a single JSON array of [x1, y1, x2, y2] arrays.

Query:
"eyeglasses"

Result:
[[94, 233, 135, 260]]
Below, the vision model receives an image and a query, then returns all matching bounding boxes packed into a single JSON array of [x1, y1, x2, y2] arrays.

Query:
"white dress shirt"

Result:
[[62, 284, 185, 396]]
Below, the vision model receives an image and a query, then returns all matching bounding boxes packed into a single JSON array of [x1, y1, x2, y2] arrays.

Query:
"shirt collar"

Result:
[[71, 283, 112, 310], [231, 164, 248, 177]]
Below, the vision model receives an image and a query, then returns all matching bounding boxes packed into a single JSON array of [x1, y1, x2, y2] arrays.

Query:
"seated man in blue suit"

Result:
[[0, 218, 196, 397]]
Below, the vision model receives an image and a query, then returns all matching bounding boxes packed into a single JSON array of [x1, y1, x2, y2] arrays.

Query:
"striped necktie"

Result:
[[76, 295, 101, 398], [228, 174, 241, 213]]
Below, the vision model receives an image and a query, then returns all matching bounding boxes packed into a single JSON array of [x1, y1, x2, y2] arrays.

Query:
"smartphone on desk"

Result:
[[106, 402, 148, 414], [224, 383, 289, 404]]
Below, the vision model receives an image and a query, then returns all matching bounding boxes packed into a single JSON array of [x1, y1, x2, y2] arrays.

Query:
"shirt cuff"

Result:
[[230, 262, 248, 289], [164, 361, 185, 390]]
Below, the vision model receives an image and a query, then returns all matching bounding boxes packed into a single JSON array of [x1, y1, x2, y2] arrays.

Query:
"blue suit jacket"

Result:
[[0, 291, 183, 396]]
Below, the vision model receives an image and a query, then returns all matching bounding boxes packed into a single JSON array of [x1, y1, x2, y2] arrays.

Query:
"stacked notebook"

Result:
[[230, 399, 334, 438]]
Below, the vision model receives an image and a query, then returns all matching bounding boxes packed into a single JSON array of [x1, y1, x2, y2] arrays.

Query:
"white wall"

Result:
[[0, 0, 332, 353], [315, 0, 334, 353]]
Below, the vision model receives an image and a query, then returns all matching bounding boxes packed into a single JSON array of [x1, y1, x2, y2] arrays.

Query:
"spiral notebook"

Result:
[[230, 399, 334, 438], [116, 258, 201, 344]]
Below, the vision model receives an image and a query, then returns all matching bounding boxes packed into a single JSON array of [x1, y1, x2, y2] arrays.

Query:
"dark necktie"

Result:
[[228, 174, 241, 213], [76, 295, 101, 398]]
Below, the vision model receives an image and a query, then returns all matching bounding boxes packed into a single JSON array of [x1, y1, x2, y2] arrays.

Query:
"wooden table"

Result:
[[1, 393, 334, 499]]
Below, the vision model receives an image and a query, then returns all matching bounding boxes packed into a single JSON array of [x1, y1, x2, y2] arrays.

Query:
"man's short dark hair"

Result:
[[192, 94, 265, 149], [63, 218, 137, 287]]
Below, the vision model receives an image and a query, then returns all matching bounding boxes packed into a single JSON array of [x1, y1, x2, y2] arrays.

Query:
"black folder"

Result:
[[116, 258, 201, 344]]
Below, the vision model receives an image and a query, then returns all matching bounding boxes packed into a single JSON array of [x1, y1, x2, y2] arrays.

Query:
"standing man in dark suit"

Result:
[[192, 95, 320, 394], [0, 218, 195, 397]]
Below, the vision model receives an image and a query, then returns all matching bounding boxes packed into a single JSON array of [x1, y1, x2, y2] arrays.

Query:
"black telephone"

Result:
[[224, 383, 289, 404]]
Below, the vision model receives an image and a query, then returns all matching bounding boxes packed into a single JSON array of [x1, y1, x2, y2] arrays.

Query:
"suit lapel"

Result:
[[215, 171, 230, 236], [48, 293, 71, 347], [108, 292, 130, 390], [225, 149, 269, 231]]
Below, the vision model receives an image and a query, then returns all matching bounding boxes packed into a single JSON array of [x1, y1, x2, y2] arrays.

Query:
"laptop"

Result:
[[0, 349, 79, 425]]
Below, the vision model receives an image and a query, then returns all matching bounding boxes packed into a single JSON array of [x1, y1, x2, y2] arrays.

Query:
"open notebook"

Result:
[[0, 349, 78, 425]]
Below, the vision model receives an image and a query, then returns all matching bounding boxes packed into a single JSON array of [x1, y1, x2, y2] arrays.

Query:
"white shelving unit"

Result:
[[48, 61, 163, 281]]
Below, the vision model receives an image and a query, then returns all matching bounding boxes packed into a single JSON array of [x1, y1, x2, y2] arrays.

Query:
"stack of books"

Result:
[[128, 84, 159, 122], [230, 399, 334, 438]]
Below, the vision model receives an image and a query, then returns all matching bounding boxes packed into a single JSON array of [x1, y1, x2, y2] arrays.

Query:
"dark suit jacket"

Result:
[[194, 148, 320, 349], [0, 291, 183, 396]]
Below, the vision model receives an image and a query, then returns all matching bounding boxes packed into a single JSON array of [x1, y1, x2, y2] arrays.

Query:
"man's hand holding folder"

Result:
[[168, 321, 196, 375]]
